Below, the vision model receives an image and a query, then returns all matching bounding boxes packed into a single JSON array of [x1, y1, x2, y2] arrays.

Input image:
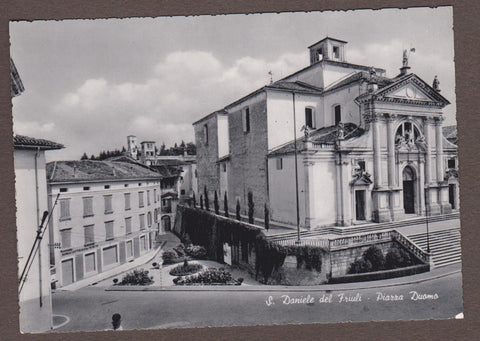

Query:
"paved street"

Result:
[[52, 269, 462, 332]]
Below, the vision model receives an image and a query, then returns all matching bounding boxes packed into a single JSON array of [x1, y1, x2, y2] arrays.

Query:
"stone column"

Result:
[[424, 118, 433, 184], [303, 159, 315, 229], [435, 117, 445, 182], [386, 114, 396, 187], [372, 114, 382, 188], [335, 154, 344, 226]]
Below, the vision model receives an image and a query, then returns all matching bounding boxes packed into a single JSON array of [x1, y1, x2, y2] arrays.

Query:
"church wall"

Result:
[[322, 84, 362, 127], [227, 93, 269, 220], [266, 91, 322, 150], [281, 62, 324, 88], [194, 114, 221, 198], [217, 115, 229, 159]]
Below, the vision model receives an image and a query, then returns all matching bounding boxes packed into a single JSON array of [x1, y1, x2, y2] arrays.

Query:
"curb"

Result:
[[105, 264, 461, 293]]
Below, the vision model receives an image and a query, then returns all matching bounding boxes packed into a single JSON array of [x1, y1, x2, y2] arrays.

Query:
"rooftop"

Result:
[[308, 37, 348, 48], [268, 123, 364, 156], [14, 135, 64, 150], [47, 160, 162, 183]]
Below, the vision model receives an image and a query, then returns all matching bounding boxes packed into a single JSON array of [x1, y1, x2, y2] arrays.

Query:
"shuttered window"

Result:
[[105, 221, 114, 241], [84, 224, 95, 246], [59, 199, 71, 221], [103, 245, 118, 266], [104, 195, 113, 214], [126, 240, 133, 259], [84, 252, 96, 273], [60, 228, 72, 250], [83, 197, 93, 217], [124, 193, 131, 210], [139, 191, 144, 208], [125, 217, 132, 235], [139, 214, 145, 230], [147, 190, 151, 206]]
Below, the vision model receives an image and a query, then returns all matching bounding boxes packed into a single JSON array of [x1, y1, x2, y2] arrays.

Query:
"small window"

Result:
[[83, 186, 90, 191], [60, 188, 68, 193], [181, 189, 186, 195], [334, 105, 341, 126], [242, 107, 250, 133], [154, 189, 157, 203], [139, 214, 145, 230], [317, 48, 323, 61], [105, 221, 114, 241], [305, 107, 314, 128], [124, 184, 128, 187], [333, 46, 340, 58], [84, 224, 95, 246], [104, 185, 110, 189], [448, 159, 456, 169], [276, 158, 283, 170], [139, 191, 144, 208], [104, 195, 113, 214], [126, 240, 133, 259], [147, 212, 152, 227], [204, 124, 209, 145], [59, 199, 71, 221], [138, 183, 142, 186], [358, 161, 366, 171], [222, 163, 227, 172], [147, 190, 151, 206]]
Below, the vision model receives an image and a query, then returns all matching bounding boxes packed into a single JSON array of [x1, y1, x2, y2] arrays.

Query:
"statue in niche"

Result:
[[301, 125, 312, 141], [337, 122, 345, 139], [415, 134, 428, 152], [433, 75, 440, 92]]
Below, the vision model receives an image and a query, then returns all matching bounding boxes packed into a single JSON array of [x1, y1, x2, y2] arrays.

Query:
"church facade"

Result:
[[193, 37, 458, 229]]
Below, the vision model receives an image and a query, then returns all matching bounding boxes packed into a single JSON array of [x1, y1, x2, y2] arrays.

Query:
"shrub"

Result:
[[224, 192, 229, 218], [183, 233, 192, 247], [119, 269, 153, 286], [248, 192, 254, 224], [214, 191, 220, 214], [236, 199, 241, 221], [236, 277, 244, 285], [348, 258, 372, 274], [385, 246, 414, 269], [169, 263, 203, 276], [204, 186, 210, 211], [173, 244, 186, 257], [264, 203, 270, 231], [162, 250, 179, 265], [363, 246, 385, 271], [113, 278, 119, 284], [185, 245, 207, 259], [174, 267, 234, 285]]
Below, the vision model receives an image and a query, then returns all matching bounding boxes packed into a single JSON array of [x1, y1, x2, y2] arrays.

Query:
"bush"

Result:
[[119, 269, 153, 286], [363, 246, 385, 271], [185, 245, 207, 259], [169, 263, 204, 276], [385, 246, 414, 269], [162, 250, 180, 265], [113, 278, 119, 284], [174, 267, 234, 285], [173, 244, 186, 257], [236, 277, 244, 285], [348, 258, 372, 274]]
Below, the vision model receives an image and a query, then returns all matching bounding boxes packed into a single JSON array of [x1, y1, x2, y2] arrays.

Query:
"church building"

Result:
[[193, 37, 458, 230]]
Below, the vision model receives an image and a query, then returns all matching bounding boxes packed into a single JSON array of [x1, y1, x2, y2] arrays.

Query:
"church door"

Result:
[[355, 190, 366, 221], [449, 184, 456, 209], [403, 166, 415, 214]]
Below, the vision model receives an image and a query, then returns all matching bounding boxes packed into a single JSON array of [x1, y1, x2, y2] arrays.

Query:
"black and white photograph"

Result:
[[10, 6, 463, 334]]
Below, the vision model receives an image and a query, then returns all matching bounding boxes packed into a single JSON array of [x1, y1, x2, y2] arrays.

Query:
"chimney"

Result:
[[73, 165, 77, 178]]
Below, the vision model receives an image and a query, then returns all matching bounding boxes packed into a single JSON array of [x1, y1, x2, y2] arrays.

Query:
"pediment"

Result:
[[374, 74, 450, 107], [387, 84, 430, 101]]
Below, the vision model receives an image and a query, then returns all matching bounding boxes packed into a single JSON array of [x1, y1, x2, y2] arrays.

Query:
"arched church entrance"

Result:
[[403, 166, 415, 214]]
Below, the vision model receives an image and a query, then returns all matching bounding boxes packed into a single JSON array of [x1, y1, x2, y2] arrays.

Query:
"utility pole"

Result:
[[293, 93, 301, 244]]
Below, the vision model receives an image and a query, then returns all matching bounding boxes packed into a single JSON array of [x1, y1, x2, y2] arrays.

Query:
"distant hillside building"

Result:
[[15, 135, 63, 332], [194, 37, 459, 229], [46, 160, 162, 288]]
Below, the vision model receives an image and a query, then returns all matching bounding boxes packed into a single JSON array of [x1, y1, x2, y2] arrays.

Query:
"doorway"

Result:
[[449, 184, 456, 209], [355, 190, 366, 221], [403, 166, 415, 214]]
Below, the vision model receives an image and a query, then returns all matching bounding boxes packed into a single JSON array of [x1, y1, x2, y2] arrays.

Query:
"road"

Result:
[[52, 271, 463, 332]]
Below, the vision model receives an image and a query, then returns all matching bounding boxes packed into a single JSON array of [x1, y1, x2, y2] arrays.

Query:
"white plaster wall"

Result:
[[322, 84, 362, 127], [266, 91, 322, 150], [282, 63, 324, 88], [268, 155, 306, 226], [309, 158, 337, 226], [217, 115, 229, 159], [15, 149, 51, 304]]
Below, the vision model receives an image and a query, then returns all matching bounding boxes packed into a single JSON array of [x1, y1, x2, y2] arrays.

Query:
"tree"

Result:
[[214, 191, 219, 214], [224, 192, 229, 218], [264, 203, 270, 231], [248, 191, 254, 224], [200, 195, 204, 210], [80, 152, 88, 160], [186, 142, 196, 155], [192, 191, 196, 208], [236, 199, 241, 221], [121, 146, 126, 153], [204, 186, 210, 211], [160, 142, 166, 155]]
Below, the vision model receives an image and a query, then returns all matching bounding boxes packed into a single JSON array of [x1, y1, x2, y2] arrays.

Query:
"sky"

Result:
[[10, 6, 456, 161]]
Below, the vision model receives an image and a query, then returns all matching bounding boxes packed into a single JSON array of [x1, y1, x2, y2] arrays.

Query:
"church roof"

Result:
[[268, 123, 364, 156], [323, 71, 393, 94], [14, 135, 64, 150], [47, 160, 162, 183], [266, 81, 323, 94], [308, 37, 348, 48]]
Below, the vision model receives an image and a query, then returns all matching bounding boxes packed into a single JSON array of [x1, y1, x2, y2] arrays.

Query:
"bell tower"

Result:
[[309, 37, 347, 65]]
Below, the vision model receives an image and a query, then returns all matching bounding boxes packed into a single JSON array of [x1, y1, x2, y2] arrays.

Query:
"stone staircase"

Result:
[[407, 228, 462, 267], [266, 212, 460, 242]]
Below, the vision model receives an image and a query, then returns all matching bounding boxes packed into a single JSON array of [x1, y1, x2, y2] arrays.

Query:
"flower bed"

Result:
[[173, 267, 242, 285], [169, 262, 203, 276], [117, 269, 153, 286]]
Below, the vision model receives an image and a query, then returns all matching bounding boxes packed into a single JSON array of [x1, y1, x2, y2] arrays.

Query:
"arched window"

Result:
[[334, 105, 341, 125], [395, 121, 421, 146]]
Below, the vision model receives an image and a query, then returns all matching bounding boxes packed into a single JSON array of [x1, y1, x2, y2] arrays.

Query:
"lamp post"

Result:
[[424, 186, 431, 253]]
